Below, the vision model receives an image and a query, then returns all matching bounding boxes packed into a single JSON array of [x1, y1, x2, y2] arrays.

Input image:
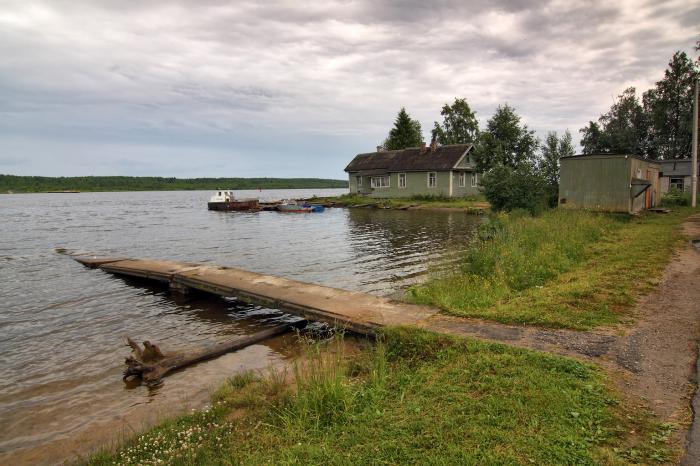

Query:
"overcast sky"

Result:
[[1, 0, 698, 179]]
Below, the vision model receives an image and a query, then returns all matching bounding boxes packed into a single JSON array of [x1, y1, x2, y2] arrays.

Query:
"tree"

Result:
[[431, 98, 480, 145], [538, 130, 574, 206], [642, 52, 699, 159], [475, 104, 538, 172], [382, 108, 424, 150], [579, 87, 646, 155], [479, 164, 548, 214]]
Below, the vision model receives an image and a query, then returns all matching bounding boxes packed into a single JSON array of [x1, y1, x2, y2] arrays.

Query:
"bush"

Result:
[[479, 165, 549, 214], [659, 187, 690, 206]]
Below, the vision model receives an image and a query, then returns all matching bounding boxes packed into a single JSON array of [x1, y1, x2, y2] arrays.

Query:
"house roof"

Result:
[[658, 159, 694, 177], [344, 144, 472, 173]]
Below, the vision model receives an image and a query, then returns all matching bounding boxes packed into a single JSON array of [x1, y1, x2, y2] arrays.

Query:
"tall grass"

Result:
[[86, 328, 677, 465], [409, 208, 694, 329]]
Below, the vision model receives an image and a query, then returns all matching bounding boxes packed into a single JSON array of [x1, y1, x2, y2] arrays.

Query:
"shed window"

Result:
[[356, 176, 362, 187], [670, 177, 684, 191], [371, 176, 390, 188], [458, 172, 466, 187], [471, 172, 478, 187], [427, 172, 437, 188], [398, 173, 406, 188]]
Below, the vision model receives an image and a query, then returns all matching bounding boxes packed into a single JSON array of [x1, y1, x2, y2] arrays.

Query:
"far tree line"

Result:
[[379, 44, 699, 213]]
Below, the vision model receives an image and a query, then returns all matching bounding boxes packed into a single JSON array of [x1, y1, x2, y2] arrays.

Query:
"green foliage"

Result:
[[539, 130, 574, 207], [431, 97, 480, 145], [579, 87, 646, 155], [409, 208, 694, 329], [643, 51, 699, 159], [580, 51, 699, 158], [659, 187, 691, 206], [479, 164, 549, 214], [0, 175, 348, 193], [474, 104, 539, 172], [88, 328, 671, 465], [382, 107, 424, 150]]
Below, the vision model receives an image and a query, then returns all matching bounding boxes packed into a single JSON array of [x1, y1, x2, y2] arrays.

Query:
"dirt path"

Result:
[[423, 213, 700, 462]]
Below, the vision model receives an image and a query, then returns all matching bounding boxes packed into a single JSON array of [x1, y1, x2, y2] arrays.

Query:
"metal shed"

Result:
[[559, 154, 660, 214]]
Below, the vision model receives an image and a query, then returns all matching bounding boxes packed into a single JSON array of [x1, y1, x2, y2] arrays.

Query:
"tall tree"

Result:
[[382, 108, 424, 150], [538, 130, 574, 206], [579, 87, 646, 155], [475, 104, 538, 172], [431, 98, 480, 145], [642, 52, 699, 159], [579, 121, 606, 155]]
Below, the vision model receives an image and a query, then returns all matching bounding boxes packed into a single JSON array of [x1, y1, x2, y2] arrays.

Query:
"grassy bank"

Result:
[[408, 208, 696, 329], [0, 175, 348, 193], [315, 193, 489, 211], [87, 328, 674, 465]]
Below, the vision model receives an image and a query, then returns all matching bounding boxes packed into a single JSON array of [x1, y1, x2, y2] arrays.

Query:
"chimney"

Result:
[[430, 136, 438, 152], [420, 142, 427, 154]]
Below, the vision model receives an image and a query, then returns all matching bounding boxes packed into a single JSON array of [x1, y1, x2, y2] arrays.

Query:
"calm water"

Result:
[[0, 189, 480, 465]]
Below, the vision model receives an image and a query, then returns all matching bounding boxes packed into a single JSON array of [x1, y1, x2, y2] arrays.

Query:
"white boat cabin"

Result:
[[209, 190, 236, 203]]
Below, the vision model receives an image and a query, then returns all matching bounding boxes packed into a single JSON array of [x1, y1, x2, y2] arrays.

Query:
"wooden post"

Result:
[[692, 78, 698, 208]]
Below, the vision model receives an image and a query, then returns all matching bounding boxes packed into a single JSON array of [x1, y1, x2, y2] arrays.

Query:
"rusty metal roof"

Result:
[[344, 144, 472, 173]]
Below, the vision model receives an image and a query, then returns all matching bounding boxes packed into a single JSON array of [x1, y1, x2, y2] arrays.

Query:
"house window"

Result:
[[427, 172, 437, 188], [471, 172, 478, 187], [670, 177, 684, 191], [371, 176, 390, 188], [458, 172, 466, 187], [356, 176, 362, 188], [398, 173, 406, 188]]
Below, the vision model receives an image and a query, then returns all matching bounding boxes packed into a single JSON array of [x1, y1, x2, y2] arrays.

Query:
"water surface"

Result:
[[0, 189, 479, 465]]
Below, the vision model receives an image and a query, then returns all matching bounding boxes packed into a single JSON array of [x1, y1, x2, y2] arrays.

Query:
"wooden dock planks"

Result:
[[73, 256, 438, 334]]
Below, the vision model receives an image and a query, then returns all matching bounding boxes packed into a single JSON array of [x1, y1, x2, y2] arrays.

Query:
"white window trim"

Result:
[[398, 172, 406, 188], [427, 172, 437, 188], [370, 176, 390, 188], [471, 172, 478, 187], [458, 172, 466, 187]]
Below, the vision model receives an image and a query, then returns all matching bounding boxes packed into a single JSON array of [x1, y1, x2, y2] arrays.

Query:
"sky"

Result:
[[0, 0, 698, 179]]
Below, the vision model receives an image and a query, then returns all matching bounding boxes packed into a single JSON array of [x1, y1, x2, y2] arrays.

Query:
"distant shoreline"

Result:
[[0, 175, 348, 193]]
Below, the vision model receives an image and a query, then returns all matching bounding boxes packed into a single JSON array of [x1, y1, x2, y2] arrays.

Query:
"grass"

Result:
[[407, 207, 697, 329], [85, 328, 676, 465], [314, 193, 489, 211]]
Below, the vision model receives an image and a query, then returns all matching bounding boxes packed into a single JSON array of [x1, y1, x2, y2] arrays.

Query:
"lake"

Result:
[[0, 189, 480, 465]]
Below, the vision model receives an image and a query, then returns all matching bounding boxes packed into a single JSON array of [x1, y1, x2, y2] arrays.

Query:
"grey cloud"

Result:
[[0, 0, 697, 177]]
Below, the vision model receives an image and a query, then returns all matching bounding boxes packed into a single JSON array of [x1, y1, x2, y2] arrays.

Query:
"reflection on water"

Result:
[[0, 189, 479, 465]]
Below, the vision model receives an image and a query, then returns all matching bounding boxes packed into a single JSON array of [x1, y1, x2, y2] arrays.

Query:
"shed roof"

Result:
[[562, 153, 657, 163], [344, 144, 472, 173]]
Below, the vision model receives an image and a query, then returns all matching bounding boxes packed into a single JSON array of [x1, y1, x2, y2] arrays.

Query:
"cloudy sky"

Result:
[[0, 0, 698, 179]]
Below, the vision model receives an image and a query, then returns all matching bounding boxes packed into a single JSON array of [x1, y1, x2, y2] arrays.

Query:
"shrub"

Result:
[[479, 165, 549, 215], [659, 187, 690, 206]]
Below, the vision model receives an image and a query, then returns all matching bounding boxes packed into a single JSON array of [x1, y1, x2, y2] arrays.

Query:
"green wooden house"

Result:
[[344, 143, 479, 198]]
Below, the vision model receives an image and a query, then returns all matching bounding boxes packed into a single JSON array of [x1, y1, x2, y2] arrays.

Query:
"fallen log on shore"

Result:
[[123, 320, 307, 385]]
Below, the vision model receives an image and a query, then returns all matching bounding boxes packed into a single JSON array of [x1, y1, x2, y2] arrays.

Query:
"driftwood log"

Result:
[[124, 320, 307, 385]]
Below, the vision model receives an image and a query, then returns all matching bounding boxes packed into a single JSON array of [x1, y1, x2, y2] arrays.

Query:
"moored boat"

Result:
[[207, 190, 259, 211], [276, 200, 325, 213]]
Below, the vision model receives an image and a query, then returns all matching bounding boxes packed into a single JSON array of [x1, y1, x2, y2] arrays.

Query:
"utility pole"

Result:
[[693, 78, 698, 208]]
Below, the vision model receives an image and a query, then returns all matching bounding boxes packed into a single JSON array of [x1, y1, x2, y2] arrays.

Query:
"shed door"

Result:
[[645, 169, 652, 208]]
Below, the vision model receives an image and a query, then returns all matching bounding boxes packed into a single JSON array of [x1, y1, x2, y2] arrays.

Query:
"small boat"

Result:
[[276, 200, 325, 213], [207, 190, 259, 211]]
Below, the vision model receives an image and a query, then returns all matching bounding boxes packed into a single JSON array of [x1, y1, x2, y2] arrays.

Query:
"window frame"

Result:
[[471, 172, 478, 187], [398, 172, 406, 189], [370, 176, 390, 189], [356, 175, 362, 187], [427, 172, 437, 188], [458, 172, 466, 187], [669, 177, 684, 191]]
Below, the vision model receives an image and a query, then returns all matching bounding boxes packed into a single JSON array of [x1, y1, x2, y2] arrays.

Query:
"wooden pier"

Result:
[[73, 256, 438, 334]]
